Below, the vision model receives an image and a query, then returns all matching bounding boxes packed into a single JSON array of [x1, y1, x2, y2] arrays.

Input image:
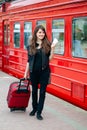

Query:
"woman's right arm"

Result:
[[24, 62, 29, 79]]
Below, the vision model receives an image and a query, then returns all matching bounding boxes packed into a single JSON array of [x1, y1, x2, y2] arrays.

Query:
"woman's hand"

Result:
[[51, 38, 58, 48], [49, 38, 58, 60]]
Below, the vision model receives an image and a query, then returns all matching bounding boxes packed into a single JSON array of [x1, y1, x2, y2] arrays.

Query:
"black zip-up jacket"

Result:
[[27, 45, 50, 72]]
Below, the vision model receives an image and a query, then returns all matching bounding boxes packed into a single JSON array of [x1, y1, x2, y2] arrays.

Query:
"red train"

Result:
[[0, 0, 87, 110]]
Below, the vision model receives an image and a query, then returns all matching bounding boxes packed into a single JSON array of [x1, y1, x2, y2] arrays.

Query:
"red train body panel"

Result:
[[0, 0, 87, 110]]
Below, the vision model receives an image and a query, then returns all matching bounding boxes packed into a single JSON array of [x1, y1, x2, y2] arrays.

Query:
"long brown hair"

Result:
[[29, 25, 51, 55]]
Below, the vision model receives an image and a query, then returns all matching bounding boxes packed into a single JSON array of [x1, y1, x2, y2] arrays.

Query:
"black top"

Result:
[[33, 48, 42, 71], [27, 44, 50, 72]]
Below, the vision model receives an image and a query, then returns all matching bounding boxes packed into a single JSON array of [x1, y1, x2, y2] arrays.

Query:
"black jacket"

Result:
[[27, 46, 50, 72]]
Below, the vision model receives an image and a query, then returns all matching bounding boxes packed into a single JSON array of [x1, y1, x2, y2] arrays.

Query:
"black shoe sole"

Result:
[[36, 115, 43, 120]]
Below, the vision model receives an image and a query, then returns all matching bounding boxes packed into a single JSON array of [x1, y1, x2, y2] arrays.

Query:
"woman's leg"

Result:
[[30, 72, 38, 113], [37, 68, 50, 115]]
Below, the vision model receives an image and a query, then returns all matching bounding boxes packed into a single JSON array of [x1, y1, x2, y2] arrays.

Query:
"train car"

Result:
[[0, 0, 87, 110]]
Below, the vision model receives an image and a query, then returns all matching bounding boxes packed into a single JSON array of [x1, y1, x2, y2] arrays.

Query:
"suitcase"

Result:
[[7, 78, 31, 112]]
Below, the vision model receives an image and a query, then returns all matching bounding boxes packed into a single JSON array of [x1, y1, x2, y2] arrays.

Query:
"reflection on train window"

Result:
[[72, 17, 87, 58], [14, 23, 20, 48], [36, 20, 46, 29], [52, 19, 64, 54], [24, 22, 32, 49], [4, 24, 10, 45]]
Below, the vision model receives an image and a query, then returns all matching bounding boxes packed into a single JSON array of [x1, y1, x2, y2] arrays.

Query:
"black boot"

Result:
[[36, 112, 43, 120], [29, 110, 37, 116]]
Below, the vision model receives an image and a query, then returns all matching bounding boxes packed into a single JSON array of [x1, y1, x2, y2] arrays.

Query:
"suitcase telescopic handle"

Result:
[[19, 78, 30, 90]]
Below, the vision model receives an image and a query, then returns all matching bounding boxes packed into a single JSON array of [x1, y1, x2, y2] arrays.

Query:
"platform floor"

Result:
[[0, 71, 87, 130]]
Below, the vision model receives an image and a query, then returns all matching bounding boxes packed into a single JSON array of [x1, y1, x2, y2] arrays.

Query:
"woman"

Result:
[[24, 25, 58, 120]]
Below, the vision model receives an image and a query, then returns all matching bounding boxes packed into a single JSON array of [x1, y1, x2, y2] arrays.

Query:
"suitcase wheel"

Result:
[[21, 108, 26, 111], [10, 108, 15, 112], [10, 107, 26, 112]]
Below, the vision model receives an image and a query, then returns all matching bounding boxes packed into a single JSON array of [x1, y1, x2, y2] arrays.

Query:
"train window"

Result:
[[4, 23, 10, 45], [36, 20, 46, 29], [8, 24, 10, 44], [14, 22, 20, 48], [72, 17, 87, 58], [24, 22, 32, 49], [52, 19, 64, 54], [4, 25, 7, 45]]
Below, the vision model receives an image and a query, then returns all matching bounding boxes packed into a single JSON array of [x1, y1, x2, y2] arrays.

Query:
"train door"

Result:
[[2, 20, 10, 73], [0, 20, 3, 70]]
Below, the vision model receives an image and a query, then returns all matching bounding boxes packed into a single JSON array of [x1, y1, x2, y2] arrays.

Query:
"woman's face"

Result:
[[36, 29, 45, 41]]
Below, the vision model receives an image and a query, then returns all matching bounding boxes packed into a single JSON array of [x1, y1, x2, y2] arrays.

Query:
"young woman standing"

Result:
[[24, 25, 58, 120]]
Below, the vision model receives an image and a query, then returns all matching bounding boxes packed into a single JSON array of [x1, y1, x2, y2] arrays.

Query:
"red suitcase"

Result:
[[7, 78, 31, 112]]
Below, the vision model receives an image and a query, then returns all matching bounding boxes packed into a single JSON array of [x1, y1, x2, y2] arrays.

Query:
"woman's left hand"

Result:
[[51, 38, 58, 48]]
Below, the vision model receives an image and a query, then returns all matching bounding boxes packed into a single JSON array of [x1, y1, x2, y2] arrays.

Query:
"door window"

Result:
[[4, 21, 10, 45], [24, 22, 32, 49], [52, 19, 64, 54], [14, 22, 20, 48]]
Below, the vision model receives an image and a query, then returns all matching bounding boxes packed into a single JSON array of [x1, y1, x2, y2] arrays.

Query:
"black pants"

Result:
[[30, 68, 50, 114]]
